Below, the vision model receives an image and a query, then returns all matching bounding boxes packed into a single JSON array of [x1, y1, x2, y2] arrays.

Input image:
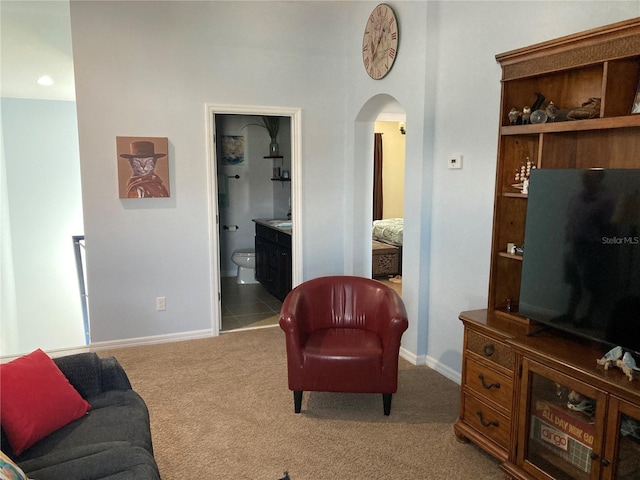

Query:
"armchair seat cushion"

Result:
[[303, 329, 383, 392]]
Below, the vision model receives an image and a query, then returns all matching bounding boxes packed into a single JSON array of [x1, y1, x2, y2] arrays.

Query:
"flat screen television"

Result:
[[519, 168, 640, 355]]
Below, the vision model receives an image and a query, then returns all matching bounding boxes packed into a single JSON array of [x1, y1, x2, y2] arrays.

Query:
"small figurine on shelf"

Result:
[[522, 106, 532, 124], [597, 346, 639, 382], [566, 390, 595, 415], [508, 107, 520, 125], [546, 101, 558, 122], [567, 97, 601, 120]]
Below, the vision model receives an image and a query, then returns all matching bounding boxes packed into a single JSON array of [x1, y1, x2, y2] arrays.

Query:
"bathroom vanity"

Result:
[[253, 219, 292, 301]]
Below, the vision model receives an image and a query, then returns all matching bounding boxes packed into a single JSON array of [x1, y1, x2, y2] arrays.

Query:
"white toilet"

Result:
[[231, 248, 259, 284]]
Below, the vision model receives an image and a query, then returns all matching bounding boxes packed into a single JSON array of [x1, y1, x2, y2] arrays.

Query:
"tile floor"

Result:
[[220, 276, 282, 332], [221, 275, 402, 333]]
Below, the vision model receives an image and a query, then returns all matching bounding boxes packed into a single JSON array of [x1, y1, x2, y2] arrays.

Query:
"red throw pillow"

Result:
[[0, 349, 91, 455]]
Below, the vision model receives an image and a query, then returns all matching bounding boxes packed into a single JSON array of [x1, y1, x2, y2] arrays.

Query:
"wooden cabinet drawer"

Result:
[[462, 393, 510, 450], [466, 329, 514, 371], [465, 357, 513, 412]]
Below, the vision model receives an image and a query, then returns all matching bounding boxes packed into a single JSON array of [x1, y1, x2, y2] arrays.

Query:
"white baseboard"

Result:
[[90, 329, 214, 352], [399, 347, 425, 366], [425, 354, 461, 385], [399, 348, 461, 385]]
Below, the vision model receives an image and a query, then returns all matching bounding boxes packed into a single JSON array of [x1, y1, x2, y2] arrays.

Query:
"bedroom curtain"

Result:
[[373, 133, 383, 220]]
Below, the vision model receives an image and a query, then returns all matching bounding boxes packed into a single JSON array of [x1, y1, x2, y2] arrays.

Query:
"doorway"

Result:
[[205, 105, 302, 335], [372, 115, 406, 297]]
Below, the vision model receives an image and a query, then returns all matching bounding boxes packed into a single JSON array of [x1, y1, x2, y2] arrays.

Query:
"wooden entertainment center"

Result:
[[454, 18, 640, 480]]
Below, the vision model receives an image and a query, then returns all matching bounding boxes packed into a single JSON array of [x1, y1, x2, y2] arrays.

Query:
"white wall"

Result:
[[1, 98, 85, 355], [70, 1, 349, 345], [68, 1, 639, 378]]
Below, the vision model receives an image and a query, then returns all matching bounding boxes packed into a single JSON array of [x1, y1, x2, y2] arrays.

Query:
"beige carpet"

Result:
[[98, 325, 501, 479]]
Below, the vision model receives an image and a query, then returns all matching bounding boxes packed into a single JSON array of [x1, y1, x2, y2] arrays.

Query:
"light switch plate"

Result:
[[448, 155, 463, 169]]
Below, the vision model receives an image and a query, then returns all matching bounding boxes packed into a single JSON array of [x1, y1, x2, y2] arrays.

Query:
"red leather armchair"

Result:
[[279, 276, 408, 415]]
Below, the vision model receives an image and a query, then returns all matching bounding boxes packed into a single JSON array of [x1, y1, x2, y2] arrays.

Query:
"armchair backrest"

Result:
[[281, 276, 407, 340]]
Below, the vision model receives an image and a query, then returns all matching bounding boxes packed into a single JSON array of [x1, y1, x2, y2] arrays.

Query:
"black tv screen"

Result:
[[519, 169, 640, 355]]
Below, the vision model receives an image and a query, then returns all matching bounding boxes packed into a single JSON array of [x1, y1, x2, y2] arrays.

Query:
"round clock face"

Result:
[[362, 4, 399, 80]]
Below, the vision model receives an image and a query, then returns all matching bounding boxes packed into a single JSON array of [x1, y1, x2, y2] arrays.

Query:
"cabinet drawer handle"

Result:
[[478, 374, 500, 390], [476, 411, 499, 428], [483, 344, 495, 357]]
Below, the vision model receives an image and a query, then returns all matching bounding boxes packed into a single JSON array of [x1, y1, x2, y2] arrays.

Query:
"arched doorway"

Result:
[[351, 94, 406, 282]]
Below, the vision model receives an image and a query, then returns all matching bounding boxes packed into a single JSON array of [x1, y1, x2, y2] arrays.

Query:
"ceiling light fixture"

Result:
[[37, 75, 54, 86]]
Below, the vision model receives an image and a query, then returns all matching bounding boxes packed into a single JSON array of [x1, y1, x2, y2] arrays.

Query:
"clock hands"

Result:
[[371, 24, 387, 62]]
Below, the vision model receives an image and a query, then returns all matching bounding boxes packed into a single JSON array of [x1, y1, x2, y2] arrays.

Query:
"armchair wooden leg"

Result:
[[382, 393, 392, 416], [293, 391, 303, 413]]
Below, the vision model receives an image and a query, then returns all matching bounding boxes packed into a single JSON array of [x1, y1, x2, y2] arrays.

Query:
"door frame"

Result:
[[204, 104, 302, 334]]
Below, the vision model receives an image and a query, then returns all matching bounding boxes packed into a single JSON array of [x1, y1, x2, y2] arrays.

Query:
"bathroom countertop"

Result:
[[252, 218, 292, 235]]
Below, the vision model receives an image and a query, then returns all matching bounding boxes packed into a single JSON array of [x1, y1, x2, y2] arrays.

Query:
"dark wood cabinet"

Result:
[[254, 222, 292, 301]]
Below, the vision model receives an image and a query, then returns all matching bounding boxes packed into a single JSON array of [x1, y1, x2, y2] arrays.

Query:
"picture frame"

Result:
[[117, 136, 170, 198], [221, 135, 244, 165]]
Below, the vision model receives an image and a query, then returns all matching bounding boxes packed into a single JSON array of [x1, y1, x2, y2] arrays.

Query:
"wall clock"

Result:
[[362, 4, 399, 80]]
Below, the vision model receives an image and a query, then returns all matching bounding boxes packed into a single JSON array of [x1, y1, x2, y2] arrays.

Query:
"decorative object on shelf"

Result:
[[242, 116, 281, 156], [512, 157, 535, 193], [545, 101, 558, 122], [530, 110, 548, 124], [597, 346, 639, 382], [597, 345, 623, 364], [522, 106, 531, 124], [273, 166, 281, 179], [504, 242, 523, 256], [632, 78, 640, 114], [506, 297, 513, 312], [566, 393, 595, 415], [508, 107, 520, 125], [117, 137, 170, 198], [567, 97, 601, 120], [531, 92, 546, 112], [362, 3, 399, 80], [282, 169, 290, 179]]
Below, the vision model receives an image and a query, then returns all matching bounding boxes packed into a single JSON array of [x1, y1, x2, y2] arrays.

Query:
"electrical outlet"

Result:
[[156, 296, 166, 311], [448, 154, 463, 169]]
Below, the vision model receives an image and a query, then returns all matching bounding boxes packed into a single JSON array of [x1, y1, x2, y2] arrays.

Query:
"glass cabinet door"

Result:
[[603, 397, 640, 480], [518, 358, 607, 480]]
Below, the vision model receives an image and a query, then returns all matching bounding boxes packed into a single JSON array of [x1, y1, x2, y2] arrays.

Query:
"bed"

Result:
[[372, 218, 403, 246], [372, 218, 403, 277]]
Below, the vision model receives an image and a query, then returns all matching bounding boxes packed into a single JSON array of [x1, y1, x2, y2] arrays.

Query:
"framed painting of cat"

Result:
[[117, 136, 170, 198]]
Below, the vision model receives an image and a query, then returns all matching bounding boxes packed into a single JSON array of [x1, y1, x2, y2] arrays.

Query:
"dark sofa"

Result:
[[1, 352, 160, 480]]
